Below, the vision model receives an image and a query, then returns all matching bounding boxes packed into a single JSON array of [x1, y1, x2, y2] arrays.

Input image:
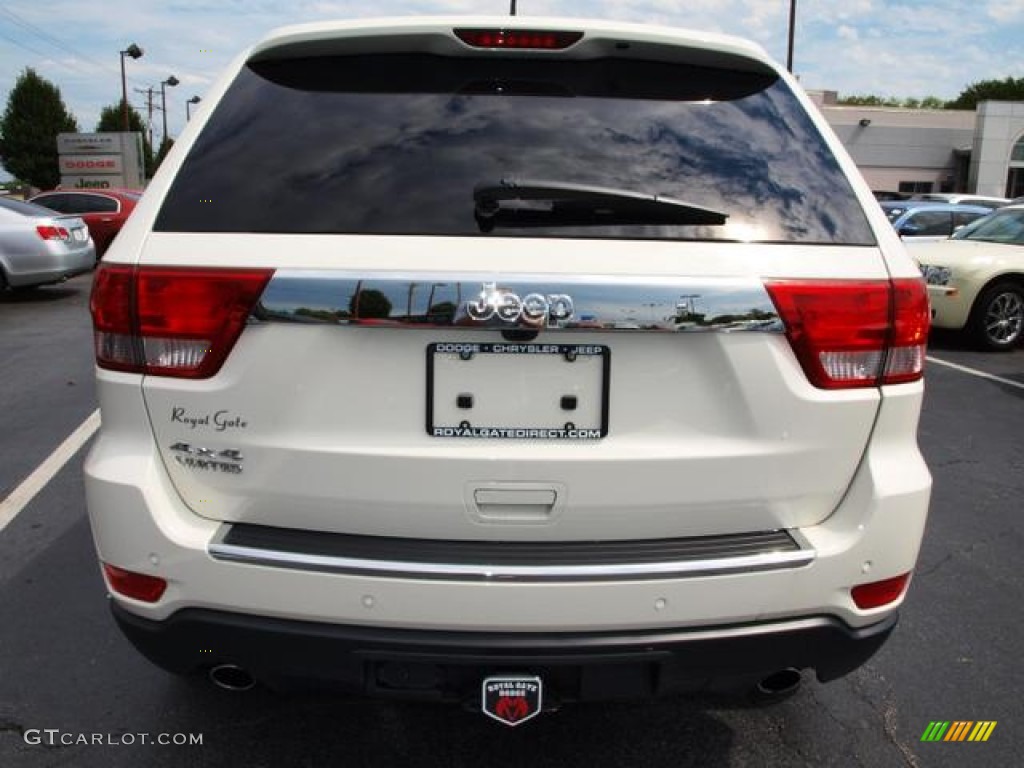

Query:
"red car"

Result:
[[29, 189, 141, 258]]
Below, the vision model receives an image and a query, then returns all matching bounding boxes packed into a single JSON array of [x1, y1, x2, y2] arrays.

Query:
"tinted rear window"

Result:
[[156, 53, 874, 245], [74, 194, 119, 213], [0, 197, 60, 217], [30, 194, 72, 213]]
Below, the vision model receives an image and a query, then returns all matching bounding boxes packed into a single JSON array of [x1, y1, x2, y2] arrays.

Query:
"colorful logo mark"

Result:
[[921, 721, 997, 742]]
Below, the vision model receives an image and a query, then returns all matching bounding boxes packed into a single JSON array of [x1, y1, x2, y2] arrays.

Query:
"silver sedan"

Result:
[[0, 196, 96, 290]]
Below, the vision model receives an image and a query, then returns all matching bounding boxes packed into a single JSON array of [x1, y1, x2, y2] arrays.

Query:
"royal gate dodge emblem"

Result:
[[481, 676, 543, 726]]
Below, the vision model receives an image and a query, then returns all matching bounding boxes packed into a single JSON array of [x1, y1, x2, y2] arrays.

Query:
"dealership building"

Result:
[[811, 93, 1024, 199]]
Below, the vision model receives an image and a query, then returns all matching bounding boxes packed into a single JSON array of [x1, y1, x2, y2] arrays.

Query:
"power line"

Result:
[[0, 27, 59, 62], [0, 6, 194, 135], [0, 7, 156, 119], [0, 6, 116, 77]]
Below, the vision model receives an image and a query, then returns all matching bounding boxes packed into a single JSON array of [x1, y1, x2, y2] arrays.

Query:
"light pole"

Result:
[[119, 44, 143, 131], [160, 75, 180, 146], [186, 95, 201, 121]]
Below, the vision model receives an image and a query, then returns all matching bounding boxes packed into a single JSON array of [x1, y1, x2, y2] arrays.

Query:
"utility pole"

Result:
[[133, 87, 159, 147]]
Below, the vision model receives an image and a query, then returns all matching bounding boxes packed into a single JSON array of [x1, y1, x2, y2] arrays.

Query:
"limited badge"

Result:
[[481, 675, 543, 727]]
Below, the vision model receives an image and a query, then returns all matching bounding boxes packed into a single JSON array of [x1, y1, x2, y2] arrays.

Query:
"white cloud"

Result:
[[986, 2, 1024, 22], [1, 0, 1022, 147]]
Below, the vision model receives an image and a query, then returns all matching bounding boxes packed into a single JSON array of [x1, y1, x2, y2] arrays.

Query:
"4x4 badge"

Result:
[[169, 443, 244, 474], [481, 675, 543, 726]]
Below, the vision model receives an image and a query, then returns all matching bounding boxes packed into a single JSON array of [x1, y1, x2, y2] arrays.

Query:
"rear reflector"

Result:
[[102, 563, 167, 603], [90, 264, 274, 378], [454, 29, 583, 50], [765, 279, 929, 389], [851, 572, 911, 609], [885, 278, 931, 384], [36, 225, 70, 241]]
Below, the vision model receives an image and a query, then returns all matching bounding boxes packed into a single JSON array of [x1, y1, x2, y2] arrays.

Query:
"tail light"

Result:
[[851, 572, 911, 609], [37, 225, 70, 241], [102, 563, 167, 603], [454, 29, 583, 50], [90, 264, 274, 378], [765, 278, 929, 389]]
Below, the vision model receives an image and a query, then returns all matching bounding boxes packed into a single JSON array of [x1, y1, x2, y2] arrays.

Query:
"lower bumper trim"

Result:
[[111, 602, 897, 701]]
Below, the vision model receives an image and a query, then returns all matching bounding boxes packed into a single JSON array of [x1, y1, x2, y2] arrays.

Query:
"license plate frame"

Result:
[[426, 342, 610, 439]]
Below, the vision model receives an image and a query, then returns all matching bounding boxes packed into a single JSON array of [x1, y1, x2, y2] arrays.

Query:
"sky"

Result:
[[1, 0, 1022, 181]]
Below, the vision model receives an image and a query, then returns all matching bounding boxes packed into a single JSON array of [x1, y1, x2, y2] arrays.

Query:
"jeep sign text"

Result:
[[465, 282, 574, 326]]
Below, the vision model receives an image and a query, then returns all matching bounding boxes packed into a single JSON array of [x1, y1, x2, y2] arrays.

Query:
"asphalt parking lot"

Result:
[[1, 272, 1020, 767]]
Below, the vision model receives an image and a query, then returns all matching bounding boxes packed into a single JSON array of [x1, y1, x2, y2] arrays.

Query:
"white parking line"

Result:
[[0, 409, 101, 534], [927, 356, 1024, 391]]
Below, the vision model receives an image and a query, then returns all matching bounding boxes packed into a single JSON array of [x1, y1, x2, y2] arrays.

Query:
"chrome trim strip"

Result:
[[251, 270, 783, 333], [208, 531, 814, 583]]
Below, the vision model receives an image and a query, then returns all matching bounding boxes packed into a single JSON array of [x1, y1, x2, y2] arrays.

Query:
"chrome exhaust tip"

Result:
[[755, 668, 802, 698], [208, 664, 256, 692]]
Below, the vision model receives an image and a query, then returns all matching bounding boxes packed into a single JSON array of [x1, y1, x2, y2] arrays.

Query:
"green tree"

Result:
[[946, 77, 1024, 110], [96, 100, 155, 177], [0, 68, 78, 189], [154, 137, 174, 173], [838, 95, 901, 107], [838, 94, 948, 109], [427, 301, 457, 322], [349, 289, 392, 319]]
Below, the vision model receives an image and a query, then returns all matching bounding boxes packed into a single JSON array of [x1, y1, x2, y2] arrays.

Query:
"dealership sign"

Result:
[[60, 155, 124, 174], [57, 134, 124, 155], [56, 132, 144, 189]]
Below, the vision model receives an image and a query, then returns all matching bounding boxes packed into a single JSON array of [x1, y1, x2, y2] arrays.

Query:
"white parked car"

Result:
[[880, 201, 991, 242], [910, 193, 1011, 210], [911, 204, 1024, 350], [85, 17, 932, 724]]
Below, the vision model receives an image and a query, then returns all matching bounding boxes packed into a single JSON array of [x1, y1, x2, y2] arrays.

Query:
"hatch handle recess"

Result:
[[468, 483, 563, 524]]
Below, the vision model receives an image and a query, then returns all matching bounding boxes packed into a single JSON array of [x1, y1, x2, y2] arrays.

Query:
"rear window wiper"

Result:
[[473, 179, 728, 232]]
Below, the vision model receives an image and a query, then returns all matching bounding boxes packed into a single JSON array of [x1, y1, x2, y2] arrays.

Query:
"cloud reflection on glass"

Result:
[[156, 54, 873, 246]]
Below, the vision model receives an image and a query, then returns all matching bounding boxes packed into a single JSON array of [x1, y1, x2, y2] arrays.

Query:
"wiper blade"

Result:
[[474, 179, 728, 232]]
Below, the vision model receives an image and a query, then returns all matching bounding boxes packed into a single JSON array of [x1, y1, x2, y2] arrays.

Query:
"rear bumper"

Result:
[[5, 246, 95, 287], [86, 380, 930, 632], [111, 601, 897, 701]]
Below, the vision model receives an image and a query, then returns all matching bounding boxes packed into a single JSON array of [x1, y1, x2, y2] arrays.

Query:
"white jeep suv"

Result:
[[85, 17, 931, 723]]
